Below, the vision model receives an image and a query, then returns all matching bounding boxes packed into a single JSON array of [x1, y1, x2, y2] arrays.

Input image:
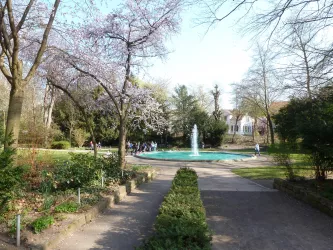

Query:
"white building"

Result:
[[223, 110, 254, 135]]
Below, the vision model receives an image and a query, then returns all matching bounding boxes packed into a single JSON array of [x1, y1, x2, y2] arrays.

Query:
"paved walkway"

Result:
[[56, 166, 177, 250], [54, 156, 333, 250]]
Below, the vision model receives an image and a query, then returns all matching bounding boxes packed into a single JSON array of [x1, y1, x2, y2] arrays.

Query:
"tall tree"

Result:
[[195, 0, 333, 39], [171, 85, 198, 144], [0, 0, 61, 148], [231, 84, 245, 143], [240, 44, 284, 144], [211, 84, 222, 121], [277, 23, 332, 99], [61, 0, 182, 168], [274, 86, 333, 180]]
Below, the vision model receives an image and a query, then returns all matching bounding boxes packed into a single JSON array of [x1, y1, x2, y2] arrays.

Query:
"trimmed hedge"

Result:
[[138, 167, 212, 249], [51, 141, 71, 149]]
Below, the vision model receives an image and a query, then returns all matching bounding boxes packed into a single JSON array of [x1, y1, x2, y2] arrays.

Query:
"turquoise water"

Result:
[[138, 151, 251, 161]]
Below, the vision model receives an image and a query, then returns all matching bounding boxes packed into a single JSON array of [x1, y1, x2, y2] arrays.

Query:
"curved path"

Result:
[[55, 156, 333, 250]]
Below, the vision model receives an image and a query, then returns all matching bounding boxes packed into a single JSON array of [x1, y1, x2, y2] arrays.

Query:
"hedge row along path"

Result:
[[55, 155, 333, 250]]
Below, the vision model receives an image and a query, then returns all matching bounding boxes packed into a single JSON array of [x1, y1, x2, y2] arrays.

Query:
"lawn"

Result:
[[232, 153, 313, 180], [17, 148, 118, 163]]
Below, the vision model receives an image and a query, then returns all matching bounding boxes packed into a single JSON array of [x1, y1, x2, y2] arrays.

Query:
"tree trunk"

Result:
[[43, 84, 50, 127], [118, 118, 127, 169], [232, 117, 239, 143], [252, 118, 257, 142], [43, 84, 56, 146], [69, 126, 72, 147], [266, 120, 269, 144], [267, 114, 275, 145], [5, 85, 25, 148], [46, 86, 56, 129]]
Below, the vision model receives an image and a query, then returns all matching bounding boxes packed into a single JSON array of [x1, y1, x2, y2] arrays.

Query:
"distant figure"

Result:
[[104, 151, 111, 158], [201, 142, 205, 149], [255, 143, 260, 156], [90, 141, 93, 150], [97, 142, 102, 149]]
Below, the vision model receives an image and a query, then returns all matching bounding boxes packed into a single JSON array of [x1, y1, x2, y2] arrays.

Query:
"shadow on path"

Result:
[[56, 170, 176, 250]]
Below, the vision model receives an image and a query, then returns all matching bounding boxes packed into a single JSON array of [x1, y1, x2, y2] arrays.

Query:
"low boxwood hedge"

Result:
[[138, 167, 212, 249]]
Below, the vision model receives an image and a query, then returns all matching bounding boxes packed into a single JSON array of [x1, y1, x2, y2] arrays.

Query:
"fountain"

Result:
[[135, 124, 252, 161], [191, 124, 199, 156]]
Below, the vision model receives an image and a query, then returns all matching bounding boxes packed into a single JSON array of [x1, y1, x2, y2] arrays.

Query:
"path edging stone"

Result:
[[26, 169, 157, 250], [273, 178, 333, 217]]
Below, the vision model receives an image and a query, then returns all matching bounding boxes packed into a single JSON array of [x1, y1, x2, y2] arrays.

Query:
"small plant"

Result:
[[31, 215, 54, 234], [131, 165, 152, 172], [271, 144, 296, 181], [41, 195, 55, 211], [51, 141, 71, 149], [273, 152, 296, 181], [54, 201, 79, 213], [73, 129, 89, 148]]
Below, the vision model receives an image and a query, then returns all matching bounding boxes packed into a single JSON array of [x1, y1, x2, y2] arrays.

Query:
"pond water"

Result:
[[137, 151, 251, 161]]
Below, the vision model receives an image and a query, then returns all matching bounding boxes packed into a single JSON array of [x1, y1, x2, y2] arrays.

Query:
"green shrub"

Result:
[[51, 141, 71, 149], [54, 201, 79, 213], [40, 152, 126, 191], [31, 215, 54, 234], [0, 134, 26, 214], [101, 153, 136, 184], [131, 165, 152, 172], [138, 167, 212, 249], [53, 153, 102, 190]]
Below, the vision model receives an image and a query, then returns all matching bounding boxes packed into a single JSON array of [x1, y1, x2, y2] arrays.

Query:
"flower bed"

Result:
[[0, 150, 155, 248], [138, 167, 212, 250]]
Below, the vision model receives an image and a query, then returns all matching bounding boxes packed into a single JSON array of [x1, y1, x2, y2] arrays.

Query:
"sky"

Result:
[[145, 5, 253, 109]]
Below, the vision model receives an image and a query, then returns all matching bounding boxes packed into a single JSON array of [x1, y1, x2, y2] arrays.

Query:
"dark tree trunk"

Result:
[[5, 85, 24, 148], [118, 118, 127, 169], [267, 114, 275, 144], [232, 117, 240, 143]]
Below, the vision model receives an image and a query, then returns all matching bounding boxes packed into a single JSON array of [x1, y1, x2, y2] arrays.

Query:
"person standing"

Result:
[[255, 143, 260, 156]]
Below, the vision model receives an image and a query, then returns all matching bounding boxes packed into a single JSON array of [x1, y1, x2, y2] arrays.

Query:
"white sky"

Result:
[[145, 6, 253, 109]]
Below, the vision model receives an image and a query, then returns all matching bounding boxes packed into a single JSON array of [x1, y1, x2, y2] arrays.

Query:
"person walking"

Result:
[[255, 143, 260, 156]]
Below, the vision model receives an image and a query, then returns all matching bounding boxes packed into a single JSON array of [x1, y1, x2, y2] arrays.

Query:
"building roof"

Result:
[[270, 101, 289, 114]]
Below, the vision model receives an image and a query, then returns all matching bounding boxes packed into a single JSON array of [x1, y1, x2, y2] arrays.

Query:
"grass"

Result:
[[17, 147, 118, 163], [232, 153, 313, 180], [232, 166, 313, 180]]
